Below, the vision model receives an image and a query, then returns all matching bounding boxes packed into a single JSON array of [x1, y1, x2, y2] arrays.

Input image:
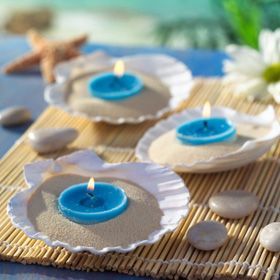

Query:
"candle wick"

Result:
[[87, 192, 94, 199], [110, 76, 118, 89], [203, 120, 208, 128], [111, 75, 129, 90]]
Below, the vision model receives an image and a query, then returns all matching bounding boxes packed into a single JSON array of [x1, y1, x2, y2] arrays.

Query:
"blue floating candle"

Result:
[[176, 102, 236, 145], [58, 178, 128, 224], [88, 60, 143, 101]]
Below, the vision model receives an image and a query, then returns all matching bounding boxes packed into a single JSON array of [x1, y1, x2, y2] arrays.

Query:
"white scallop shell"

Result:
[[7, 150, 190, 255], [44, 51, 193, 124], [136, 106, 280, 173]]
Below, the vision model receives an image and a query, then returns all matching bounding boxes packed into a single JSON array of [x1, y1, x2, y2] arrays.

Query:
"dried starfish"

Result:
[[3, 29, 87, 83]]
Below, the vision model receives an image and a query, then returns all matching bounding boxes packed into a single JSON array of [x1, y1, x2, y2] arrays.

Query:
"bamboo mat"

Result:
[[0, 79, 280, 280]]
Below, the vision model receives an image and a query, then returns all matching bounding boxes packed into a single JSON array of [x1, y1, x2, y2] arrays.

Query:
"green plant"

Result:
[[154, 0, 280, 49], [154, 18, 223, 49], [216, 0, 261, 48]]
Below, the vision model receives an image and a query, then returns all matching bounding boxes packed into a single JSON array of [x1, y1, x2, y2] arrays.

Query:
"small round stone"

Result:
[[209, 190, 259, 219], [0, 106, 31, 126], [187, 220, 228, 251], [28, 127, 78, 153], [259, 222, 280, 252]]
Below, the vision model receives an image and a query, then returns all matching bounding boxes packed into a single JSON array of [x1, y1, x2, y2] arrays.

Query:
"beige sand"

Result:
[[66, 69, 171, 119], [27, 174, 163, 249], [148, 123, 270, 166]]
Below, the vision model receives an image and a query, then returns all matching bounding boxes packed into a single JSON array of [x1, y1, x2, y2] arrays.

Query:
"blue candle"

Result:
[[176, 103, 236, 145], [88, 60, 143, 101], [58, 179, 128, 224]]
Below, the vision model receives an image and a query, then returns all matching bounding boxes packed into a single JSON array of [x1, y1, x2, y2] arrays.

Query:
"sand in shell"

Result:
[[66, 68, 171, 119], [27, 174, 163, 249], [148, 123, 271, 166]]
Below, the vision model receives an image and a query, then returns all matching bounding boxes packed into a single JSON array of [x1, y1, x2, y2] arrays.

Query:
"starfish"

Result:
[[3, 29, 87, 83]]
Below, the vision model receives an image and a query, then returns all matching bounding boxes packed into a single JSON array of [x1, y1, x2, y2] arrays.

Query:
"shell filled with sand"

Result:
[[8, 150, 190, 254], [27, 174, 163, 250], [136, 106, 280, 173], [45, 52, 192, 124], [67, 70, 171, 120]]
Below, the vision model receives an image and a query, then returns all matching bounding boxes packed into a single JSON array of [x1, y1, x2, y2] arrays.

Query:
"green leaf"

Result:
[[219, 0, 262, 48]]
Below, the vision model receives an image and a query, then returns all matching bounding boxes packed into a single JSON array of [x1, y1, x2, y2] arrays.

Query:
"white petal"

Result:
[[223, 72, 252, 84], [223, 59, 264, 77], [226, 45, 262, 62], [259, 29, 280, 64], [233, 78, 269, 100], [224, 45, 265, 76], [268, 82, 280, 103]]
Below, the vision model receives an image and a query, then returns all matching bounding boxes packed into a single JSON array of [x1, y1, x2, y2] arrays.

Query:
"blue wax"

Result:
[[58, 182, 128, 224], [176, 117, 236, 145], [88, 72, 143, 101]]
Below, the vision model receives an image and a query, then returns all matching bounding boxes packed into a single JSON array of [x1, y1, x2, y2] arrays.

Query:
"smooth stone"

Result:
[[187, 220, 228, 251], [259, 222, 280, 252], [209, 190, 259, 219], [0, 106, 31, 126], [28, 127, 78, 153]]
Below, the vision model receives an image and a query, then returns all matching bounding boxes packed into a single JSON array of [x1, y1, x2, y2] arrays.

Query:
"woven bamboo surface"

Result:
[[0, 79, 279, 280]]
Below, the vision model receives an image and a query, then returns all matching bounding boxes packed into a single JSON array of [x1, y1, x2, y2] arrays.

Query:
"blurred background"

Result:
[[0, 0, 279, 49]]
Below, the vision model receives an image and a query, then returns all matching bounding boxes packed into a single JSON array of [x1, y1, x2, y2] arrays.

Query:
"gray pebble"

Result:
[[0, 106, 31, 126], [209, 190, 259, 219], [259, 222, 280, 252], [28, 127, 78, 153], [187, 220, 228, 251]]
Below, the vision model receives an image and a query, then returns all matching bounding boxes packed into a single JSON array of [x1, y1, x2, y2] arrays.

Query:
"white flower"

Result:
[[223, 29, 280, 103]]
